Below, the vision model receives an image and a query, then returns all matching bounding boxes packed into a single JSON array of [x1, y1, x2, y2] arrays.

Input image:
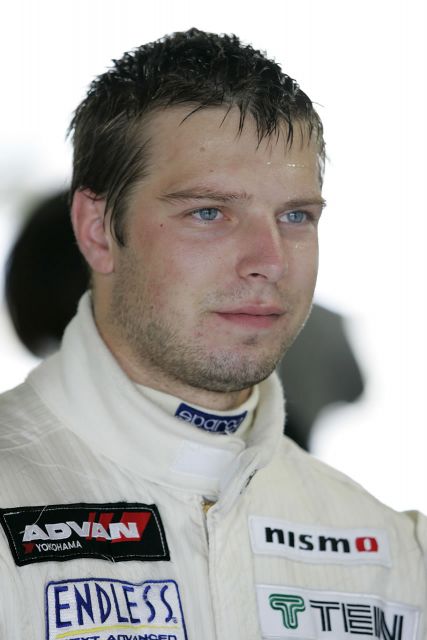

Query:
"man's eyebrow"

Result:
[[159, 188, 252, 203], [281, 197, 327, 210], [159, 188, 326, 210]]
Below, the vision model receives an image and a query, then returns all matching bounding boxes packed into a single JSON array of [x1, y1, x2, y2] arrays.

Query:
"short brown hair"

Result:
[[69, 28, 325, 245]]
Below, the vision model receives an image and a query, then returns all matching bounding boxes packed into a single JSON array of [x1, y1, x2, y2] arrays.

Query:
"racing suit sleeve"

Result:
[[405, 509, 427, 572]]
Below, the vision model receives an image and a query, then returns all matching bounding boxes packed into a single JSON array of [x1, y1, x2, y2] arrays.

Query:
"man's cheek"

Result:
[[145, 284, 190, 319]]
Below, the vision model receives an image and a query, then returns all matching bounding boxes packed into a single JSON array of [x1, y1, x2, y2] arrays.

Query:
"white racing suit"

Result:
[[0, 294, 426, 640]]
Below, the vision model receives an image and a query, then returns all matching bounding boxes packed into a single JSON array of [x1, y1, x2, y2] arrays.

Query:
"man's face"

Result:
[[101, 106, 324, 395]]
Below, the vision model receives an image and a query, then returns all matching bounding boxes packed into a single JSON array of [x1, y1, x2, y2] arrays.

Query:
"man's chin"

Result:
[[175, 356, 279, 394]]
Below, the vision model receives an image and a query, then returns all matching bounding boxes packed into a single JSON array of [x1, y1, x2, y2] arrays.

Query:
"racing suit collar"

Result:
[[136, 382, 259, 439], [28, 292, 285, 506]]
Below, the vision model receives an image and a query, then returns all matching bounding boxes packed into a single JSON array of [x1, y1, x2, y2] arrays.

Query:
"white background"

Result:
[[0, 0, 426, 512]]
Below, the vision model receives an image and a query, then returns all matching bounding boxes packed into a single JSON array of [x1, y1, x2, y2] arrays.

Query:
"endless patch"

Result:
[[0, 502, 169, 566], [45, 578, 188, 640]]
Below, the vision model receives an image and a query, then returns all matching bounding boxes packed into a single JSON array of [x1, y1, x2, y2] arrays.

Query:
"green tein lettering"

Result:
[[269, 593, 306, 629]]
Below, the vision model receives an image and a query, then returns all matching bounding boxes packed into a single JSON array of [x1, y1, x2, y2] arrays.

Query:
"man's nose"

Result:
[[236, 216, 288, 283]]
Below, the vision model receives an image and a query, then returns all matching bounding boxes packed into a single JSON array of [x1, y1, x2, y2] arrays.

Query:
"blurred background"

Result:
[[0, 0, 426, 512]]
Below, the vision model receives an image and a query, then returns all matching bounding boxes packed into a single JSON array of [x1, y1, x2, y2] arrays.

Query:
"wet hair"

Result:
[[69, 27, 325, 245]]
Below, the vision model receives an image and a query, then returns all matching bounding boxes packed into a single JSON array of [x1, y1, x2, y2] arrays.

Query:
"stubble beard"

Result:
[[126, 320, 298, 393], [109, 256, 309, 393]]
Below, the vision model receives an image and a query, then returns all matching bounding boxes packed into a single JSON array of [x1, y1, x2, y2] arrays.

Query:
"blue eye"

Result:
[[192, 207, 222, 221], [282, 211, 308, 224]]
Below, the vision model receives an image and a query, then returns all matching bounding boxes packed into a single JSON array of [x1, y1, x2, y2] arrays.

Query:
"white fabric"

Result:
[[137, 381, 259, 444], [0, 293, 425, 639]]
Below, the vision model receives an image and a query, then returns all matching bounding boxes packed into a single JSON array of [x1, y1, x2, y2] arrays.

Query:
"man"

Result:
[[0, 28, 425, 640]]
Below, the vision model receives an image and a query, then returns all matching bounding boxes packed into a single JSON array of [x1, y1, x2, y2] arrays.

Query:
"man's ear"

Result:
[[71, 190, 114, 274]]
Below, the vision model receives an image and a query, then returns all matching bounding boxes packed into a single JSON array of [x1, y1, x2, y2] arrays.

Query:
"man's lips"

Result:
[[216, 305, 285, 315], [214, 305, 286, 329]]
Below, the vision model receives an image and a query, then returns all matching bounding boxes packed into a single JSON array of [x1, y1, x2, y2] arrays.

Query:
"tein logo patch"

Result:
[[256, 584, 419, 639], [45, 578, 188, 640], [0, 503, 169, 566]]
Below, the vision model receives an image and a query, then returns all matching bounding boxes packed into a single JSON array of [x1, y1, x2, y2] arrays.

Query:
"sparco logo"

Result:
[[256, 585, 419, 640], [175, 402, 247, 434], [249, 516, 391, 566], [45, 578, 188, 640], [0, 503, 170, 566]]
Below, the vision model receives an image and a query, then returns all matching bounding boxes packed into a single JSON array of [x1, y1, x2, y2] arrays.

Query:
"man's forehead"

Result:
[[134, 106, 324, 197], [144, 104, 321, 156]]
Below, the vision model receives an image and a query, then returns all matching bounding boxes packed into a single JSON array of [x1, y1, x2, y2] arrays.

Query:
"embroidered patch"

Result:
[[249, 516, 391, 567], [0, 502, 169, 566], [45, 578, 188, 640], [256, 584, 419, 639], [175, 402, 247, 434]]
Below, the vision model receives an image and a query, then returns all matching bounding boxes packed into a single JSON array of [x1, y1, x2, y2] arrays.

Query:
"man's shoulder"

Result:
[[258, 434, 425, 534], [275, 434, 382, 497], [0, 379, 55, 456], [0, 380, 41, 432], [0, 375, 95, 508]]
